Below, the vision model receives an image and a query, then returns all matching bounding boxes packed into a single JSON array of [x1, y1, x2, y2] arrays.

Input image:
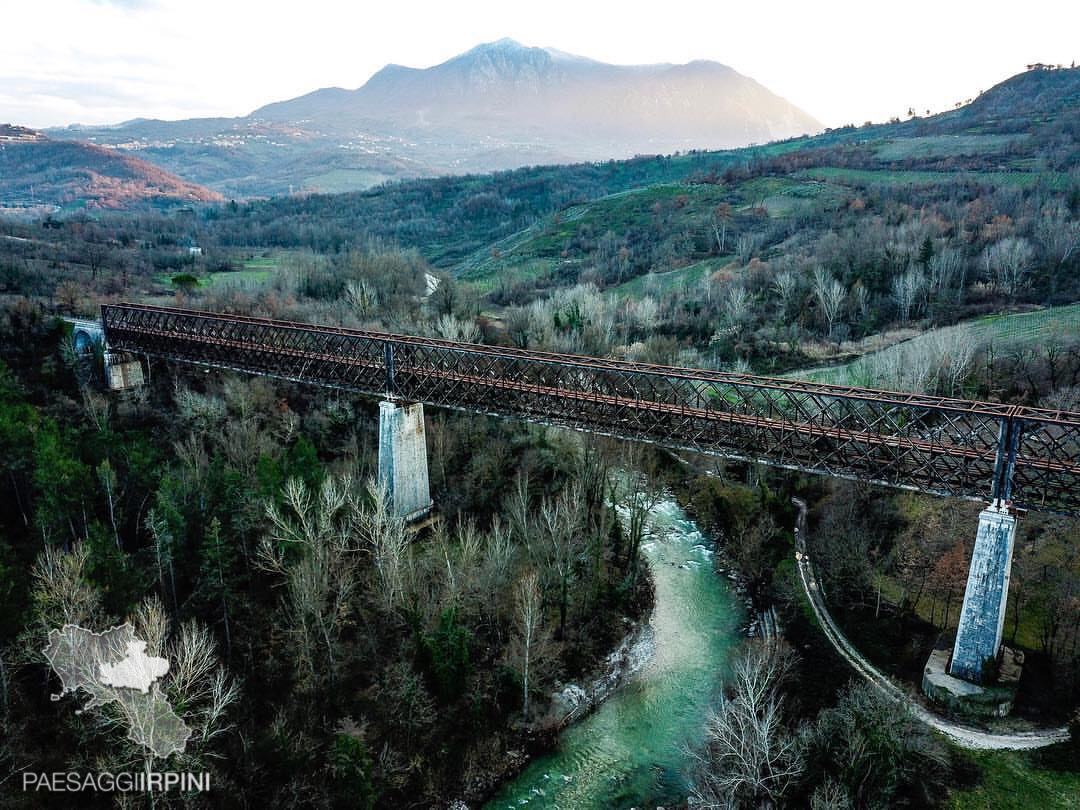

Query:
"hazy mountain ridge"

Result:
[[257, 39, 822, 151], [41, 39, 821, 197]]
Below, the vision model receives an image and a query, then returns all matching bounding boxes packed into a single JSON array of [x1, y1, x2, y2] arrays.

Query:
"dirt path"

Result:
[[791, 497, 1070, 751]]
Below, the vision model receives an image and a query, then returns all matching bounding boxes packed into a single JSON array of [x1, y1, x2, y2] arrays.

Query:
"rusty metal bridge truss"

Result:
[[101, 303, 1080, 515]]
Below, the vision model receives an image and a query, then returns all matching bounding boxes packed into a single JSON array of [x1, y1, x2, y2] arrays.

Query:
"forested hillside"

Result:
[[199, 66, 1077, 264], [0, 133, 224, 211]]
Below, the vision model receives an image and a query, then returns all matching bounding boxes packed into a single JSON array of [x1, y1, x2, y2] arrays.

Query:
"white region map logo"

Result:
[[43, 623, 191, 759]]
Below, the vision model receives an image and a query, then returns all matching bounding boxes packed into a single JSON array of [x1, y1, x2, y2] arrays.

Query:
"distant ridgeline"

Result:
[[39, 39, 822, 198]]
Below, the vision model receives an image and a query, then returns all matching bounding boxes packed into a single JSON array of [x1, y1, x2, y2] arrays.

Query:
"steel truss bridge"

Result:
[[101, 303, 1080, 515]]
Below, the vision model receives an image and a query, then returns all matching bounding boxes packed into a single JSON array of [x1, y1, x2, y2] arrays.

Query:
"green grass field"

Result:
[[792, 303, 1080, 388], [947, 747, 1080, 810], [734, 176, 846, 216], [874, 134, 1029, 161], [241, 257, 278, 270], [608, 257, 725, 298], [203, 268, 274, 287], [158, 256, 280, 290], [457, 183, 726, 284], [966, 304, 1080, 346], [303, 169, 393, 193], [461, 257, 567, 293], [794, 167, 1068, 190], [875, 572, 1046, 652]]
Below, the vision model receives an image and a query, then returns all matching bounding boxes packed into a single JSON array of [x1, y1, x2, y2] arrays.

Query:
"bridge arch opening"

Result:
[[73, 328, 99, 354]]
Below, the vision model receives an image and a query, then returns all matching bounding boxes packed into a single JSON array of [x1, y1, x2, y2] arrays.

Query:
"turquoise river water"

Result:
[[485, 498, 742, 809]]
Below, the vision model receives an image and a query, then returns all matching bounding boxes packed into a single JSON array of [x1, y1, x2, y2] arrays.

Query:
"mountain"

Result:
[[254, 39, 819, 151], [0, 128, 224, 211], [46, 40, 821, 198]]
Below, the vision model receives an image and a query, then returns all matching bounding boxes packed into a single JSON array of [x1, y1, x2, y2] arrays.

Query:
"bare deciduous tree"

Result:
[[617, 444, 665, 585], [344, 277, 378, 317], [722, 285, 751, 337], [844, 322, 979, 395], [146, 508, 179, 614], [927, 248, 966, 297], [540, 482, 585, 638], [810, 779, 853, 810], [504, 306, 533, 348], [173, 383, 227, 430], [133, 596, 239, 772], [29, 542, 102, 641], [515, 570, 542, 720], [479, 518, 514, 612], [506, 472, 534, 554], [365, 479, 410, 612], [771, 270, 800, 318], [81, 388, 111, 433], [736, 232, 765, 265], [1037, 208, 1080, 268], [929, 325, 979, 396], [689, 642, 802, 809], [983, 236, 1035, 297], [433, 313, 481, 343], [97, 459, 122, 550], [849, 281, 870, 326], [891, 267, 925, 323], [812, 267, 845, 339], [713, 203, 733, 253], [259, 475, 362, 686], [627, 295, 660, 334]]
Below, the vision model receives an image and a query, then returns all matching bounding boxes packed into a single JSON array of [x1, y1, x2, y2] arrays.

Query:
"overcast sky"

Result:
[[2, 0, 1077, 130]]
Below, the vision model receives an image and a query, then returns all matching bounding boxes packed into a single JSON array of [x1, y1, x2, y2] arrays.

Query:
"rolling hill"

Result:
[[196, 65, 1078, 290], [0, 129, 224, 211]]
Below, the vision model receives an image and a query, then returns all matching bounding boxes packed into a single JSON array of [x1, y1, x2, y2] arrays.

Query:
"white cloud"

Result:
[[1, 0, 1077, 129]]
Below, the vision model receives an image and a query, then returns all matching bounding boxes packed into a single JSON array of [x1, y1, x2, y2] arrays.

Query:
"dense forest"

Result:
[[0, 266, 661, 806], [0, 65, 1079, 808]]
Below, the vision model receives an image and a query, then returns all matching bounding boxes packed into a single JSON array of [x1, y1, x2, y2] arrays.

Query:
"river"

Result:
[[485, 497, 742, 809]]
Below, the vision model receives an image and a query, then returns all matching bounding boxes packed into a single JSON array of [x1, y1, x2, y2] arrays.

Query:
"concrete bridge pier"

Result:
[[62, 316, 144, 390], [948, 504, 1018, 683], [377, 400, 433, 522]]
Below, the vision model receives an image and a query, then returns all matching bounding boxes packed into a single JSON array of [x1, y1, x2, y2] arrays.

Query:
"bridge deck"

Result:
[[101, 302, 1080, 514]]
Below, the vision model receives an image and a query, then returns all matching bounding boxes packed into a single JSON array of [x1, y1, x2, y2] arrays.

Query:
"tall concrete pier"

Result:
[[377, 401, 433, 521], [949, 504, 1017, 682]]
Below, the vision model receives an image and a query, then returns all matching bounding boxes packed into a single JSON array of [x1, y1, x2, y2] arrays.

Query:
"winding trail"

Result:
[[791, 497, 1070, 751]]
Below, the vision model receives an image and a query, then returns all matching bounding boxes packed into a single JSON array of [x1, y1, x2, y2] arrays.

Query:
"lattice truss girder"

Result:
[[101, 304, 1080, 514]]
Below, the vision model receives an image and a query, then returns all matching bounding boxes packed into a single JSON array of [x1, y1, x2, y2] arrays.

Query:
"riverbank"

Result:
[[669, 459, 791, 639], [483, 497, 742, 809], [463, 565, 656, 805], [546, 619, 656, 728]]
